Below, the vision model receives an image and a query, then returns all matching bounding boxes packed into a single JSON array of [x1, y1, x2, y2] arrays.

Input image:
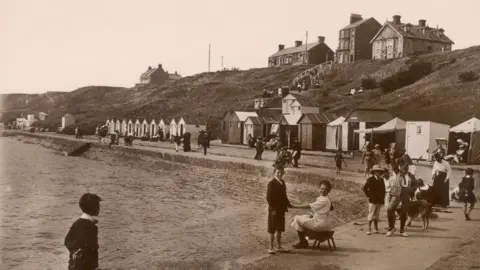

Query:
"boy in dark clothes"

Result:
[[363, 165, 386, 235], [266, 165, 292, 254], [459, 168, 476, 220], [65, 193, 102, 270], [291, 138, 301, 168], [254, 137, 264, 160], [334, 150, 347, 174]]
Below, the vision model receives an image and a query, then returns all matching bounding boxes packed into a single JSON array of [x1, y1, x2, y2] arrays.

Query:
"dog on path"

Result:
[[396, 199, 432, 230]]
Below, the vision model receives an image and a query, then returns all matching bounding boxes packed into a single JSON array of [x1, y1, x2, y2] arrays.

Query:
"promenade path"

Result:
[[11, 132, 480, 269]]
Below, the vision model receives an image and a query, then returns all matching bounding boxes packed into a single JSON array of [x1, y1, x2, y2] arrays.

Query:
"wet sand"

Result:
[[0, 137, 366, 269]]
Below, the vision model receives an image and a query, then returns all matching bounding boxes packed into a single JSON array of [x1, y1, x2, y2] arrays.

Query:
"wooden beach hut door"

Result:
[[300, 124, 311, 150]]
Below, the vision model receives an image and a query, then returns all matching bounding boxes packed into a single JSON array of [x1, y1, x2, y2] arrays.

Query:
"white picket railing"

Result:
[[292, 60, 334, 87]]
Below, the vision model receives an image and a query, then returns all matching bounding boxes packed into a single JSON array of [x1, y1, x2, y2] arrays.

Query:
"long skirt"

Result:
[[432, 171, 450, 206], [289, 215, 330, 232]]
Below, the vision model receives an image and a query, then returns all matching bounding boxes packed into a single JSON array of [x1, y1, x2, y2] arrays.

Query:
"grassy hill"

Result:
[[1, 46, 480, 133]]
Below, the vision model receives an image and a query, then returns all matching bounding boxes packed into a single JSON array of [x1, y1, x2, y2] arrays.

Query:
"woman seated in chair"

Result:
[[289, 180, 334, 249]]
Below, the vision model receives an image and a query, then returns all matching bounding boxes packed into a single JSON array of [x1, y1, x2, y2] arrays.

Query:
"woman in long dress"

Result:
[[289, 181, 334, 249], [431, 152, 452, 207]]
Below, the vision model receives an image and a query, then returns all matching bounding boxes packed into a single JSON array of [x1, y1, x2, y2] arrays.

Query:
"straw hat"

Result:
[[370, 165, 384, 173]]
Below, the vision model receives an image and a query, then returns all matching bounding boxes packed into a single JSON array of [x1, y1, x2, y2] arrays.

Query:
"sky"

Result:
[[1, 0, 478, 94]]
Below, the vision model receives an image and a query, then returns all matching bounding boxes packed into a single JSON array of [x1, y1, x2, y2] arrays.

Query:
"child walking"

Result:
[[459, 168, 476, 220], [363, 165, 386, 235], [334, 150, 347, 174], [65, 193, 102, 270]]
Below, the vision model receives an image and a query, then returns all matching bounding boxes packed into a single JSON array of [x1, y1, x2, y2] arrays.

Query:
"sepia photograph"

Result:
[[1, 0, 479, 269]]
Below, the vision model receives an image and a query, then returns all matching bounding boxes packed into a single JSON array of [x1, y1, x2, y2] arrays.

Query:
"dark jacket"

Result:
[[174, 135, 181, 144], [363, 175, 386, 204], [291, 141, 301, 158], [266, 178, 292, 213], [459, 176, 477, 203], [256, 140, 264, 151], [64, 218, 99, 270]]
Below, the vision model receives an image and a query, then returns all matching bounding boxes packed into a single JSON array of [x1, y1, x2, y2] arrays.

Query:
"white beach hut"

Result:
[[326, 116, 345, 151], [405, 121, 450, 161]]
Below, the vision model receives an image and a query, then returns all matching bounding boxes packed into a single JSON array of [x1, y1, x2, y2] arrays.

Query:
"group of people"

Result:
[[266, 163, 334, 254]]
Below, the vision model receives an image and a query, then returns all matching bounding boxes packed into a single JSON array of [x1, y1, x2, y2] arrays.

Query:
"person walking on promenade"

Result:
[[363, 165, 386, 235], [459, 168, 476, 220], [362, 146, 375, 178], [386, 160, 418, 237], [197, 131, 205, 151], [334, 150, 347, 174], [200, 132, 209, 155], [174, 135, 182, 152], [254, 137, 264, 160], [64, 193, 102, 270], [266, 165, 292, 254], [431, 152, 452, 207], [372, 144, 382, 165], [291, 138, 301, 168]]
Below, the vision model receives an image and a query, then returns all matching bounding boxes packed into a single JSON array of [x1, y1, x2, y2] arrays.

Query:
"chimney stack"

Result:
[[317, 36, 325, 43], [278, 44, 285, 51], [418, 19, 426, 27], [148, 66, 152, 70], [350, 14, 363, 24], [295, 40, 303, 47], [393, 15, 401, 24], [158, 64, 163, 69]]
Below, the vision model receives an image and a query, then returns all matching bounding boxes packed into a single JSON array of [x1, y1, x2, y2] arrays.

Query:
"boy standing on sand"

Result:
[[459, 168, 476, 220], [363, 165, 386, 235], [266, 165, 292, 254]]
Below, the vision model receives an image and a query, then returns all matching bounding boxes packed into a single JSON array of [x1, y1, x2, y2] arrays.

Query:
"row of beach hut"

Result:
[[222, 108, 480, 164], [105, 116, 209, 140]]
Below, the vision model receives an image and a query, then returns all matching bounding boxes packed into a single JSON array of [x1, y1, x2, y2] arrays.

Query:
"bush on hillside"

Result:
[[380, 61, 433, 93], [458, 71, 479, 82], [361, 77, 377, 90]]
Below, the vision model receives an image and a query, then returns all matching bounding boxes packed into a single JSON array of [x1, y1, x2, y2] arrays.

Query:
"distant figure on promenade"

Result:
[[291, 138, 301, 168], [363, 165, 386, 235], [458, 168, 476, 220], [174, 135, 182, 152], [289, 180, 334, 249], [386, 160, 419, 237], [254, 137, 264, 160], [431, 152, 452, 207], [373, 144, 382, 165], [95, 126, 99, 136], [75, 126, 80, 139], [198, 131, 209, 155], [183, 132, 192, 152], [334, 150, 347, 174], [64, 193, 102, 270], [266, 165, 292, 254], [362, 146, 374, 178]]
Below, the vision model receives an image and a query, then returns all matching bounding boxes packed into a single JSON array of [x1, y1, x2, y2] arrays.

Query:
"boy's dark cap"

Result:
[[466, 168, 474, 175]]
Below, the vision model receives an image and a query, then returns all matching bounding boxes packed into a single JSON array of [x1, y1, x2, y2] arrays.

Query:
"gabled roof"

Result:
[[345, 108, 393, 123], [140, 67, 159, 80], [450, 117, 480, 133], [354, 117, 406, 134], [232, 111, 258, 122], [298, 113, 339, 124], [371, 21, 454, 44], [328, 116, 346, 126], [245, 116, 262, 125], [280, 114, 302, 126], [168, 73, 182, 80], [269, 42, 332, 58], [341, 17, 376, 30]]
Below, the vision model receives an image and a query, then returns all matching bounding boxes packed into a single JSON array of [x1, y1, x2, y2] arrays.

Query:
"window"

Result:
[[416, 125, 422, 134]]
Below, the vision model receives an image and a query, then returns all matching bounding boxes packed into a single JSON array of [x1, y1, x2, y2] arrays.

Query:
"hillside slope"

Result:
[[1, 46, 480, 130]]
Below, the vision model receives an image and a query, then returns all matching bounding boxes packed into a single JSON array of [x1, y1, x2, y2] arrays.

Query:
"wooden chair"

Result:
[[304, 229, 336, 252]]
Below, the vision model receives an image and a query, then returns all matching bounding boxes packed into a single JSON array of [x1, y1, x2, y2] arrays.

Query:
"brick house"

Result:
[[370, 15, 454, 59], [268, 36, 334, 67], [336, 14, 382, 64], [138, 64, 182, 85]]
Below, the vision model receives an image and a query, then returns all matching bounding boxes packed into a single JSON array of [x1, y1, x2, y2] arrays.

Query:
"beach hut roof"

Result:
[[449, 117, 480, 133], [327, 116, 346, 126]]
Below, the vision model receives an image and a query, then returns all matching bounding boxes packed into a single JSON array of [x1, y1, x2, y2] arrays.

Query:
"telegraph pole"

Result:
[[221, 56, 224, 70], [208, 44, 211, 72], [304, 31, 308, 64]]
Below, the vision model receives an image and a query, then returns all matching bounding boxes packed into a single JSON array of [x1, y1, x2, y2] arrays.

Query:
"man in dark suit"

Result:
[[291, 138, 301, 168], [266, 165, 292, 254]]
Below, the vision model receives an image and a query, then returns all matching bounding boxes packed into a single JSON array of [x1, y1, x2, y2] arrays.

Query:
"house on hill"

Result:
[[138, 64, 182, 86], [371, 15, 454, 59], [336, 14, 382, 64], [268, 36, 334, 67]]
